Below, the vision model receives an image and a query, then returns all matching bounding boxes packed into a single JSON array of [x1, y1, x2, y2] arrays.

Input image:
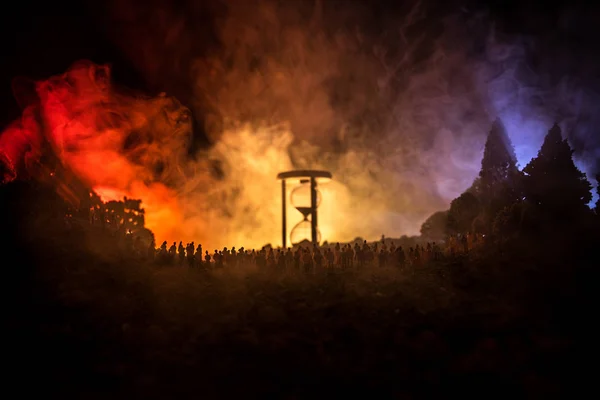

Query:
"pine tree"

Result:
[[476, 118, 522, 233], [479, 118, 520, 198], [523, 123, 592, 219], [595, 174, 599, 215]]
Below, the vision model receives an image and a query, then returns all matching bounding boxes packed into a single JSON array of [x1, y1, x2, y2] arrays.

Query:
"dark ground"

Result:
[[2, 182, 596, 399]]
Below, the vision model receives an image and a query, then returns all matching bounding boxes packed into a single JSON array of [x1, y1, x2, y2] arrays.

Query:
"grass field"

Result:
[[4, 221, 593, 399]]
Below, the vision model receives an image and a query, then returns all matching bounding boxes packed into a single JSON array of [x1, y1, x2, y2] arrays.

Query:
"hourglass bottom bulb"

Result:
[[290, 219, 321, 245]]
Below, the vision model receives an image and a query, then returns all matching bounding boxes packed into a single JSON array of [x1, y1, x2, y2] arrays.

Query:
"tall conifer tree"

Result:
[[523, 123, 592, 218], [479, 118, 520, 198], [475, 118, 522, 233], [595, 174, 599, 215]]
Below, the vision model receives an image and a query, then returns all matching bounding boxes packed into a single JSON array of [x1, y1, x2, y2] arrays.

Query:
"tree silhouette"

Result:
[[492, 200, 533, 238], [420, 210, 448, 241], [123, 197, 145, 231], [523, 123, 592, 222], [595, 174, 600, 215], [446, 192, 480, 235], [103, 197, 146, 233], [479, 118, 519, 196], [476, 118, 522, 232]]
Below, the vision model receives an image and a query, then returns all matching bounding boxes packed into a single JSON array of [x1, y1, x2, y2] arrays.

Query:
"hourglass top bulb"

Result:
[[291, 181, 321, 216]]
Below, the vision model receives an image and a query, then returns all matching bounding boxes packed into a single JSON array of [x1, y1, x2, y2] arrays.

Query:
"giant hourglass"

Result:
[[276, 170, 332, 247]]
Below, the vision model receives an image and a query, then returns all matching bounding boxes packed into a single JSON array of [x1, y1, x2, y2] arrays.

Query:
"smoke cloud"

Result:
[[2, 0, 599, 249]]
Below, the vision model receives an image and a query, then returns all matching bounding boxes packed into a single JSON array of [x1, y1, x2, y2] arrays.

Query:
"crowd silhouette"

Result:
[[2, 118, 599, 398], [52, 119, 598, 280], [128, 234, 484, 272]]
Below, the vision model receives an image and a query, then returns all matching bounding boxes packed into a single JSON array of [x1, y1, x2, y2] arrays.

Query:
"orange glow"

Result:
[[94, 187, 127, 202], [0, 61, 437, 250]]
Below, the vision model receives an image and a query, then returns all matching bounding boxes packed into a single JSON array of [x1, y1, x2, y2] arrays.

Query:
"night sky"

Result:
[[1, 0, 598, 223], [2, 0, 598, 133], [0, 0, 144, 127]]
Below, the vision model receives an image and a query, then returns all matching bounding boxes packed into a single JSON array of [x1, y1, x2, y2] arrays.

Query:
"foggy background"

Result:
[[1, 0, 598, 248]]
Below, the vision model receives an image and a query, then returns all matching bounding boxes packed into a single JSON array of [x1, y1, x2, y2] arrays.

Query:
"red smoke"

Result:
[[0, 101, 46, 183], [0, 60, 193, 244]]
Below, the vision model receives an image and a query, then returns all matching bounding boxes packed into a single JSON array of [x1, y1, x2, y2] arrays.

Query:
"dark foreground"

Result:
[[4, 225, 595, 399], [1, 182, 596, 399]]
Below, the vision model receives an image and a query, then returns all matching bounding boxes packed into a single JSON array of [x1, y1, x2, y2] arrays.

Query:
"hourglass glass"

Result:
[[277, 170, 332, 247], [290, 179, 322, 244]]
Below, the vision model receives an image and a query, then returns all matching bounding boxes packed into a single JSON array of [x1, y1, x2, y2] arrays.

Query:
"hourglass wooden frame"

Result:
[[276, 170, 332, 248]]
